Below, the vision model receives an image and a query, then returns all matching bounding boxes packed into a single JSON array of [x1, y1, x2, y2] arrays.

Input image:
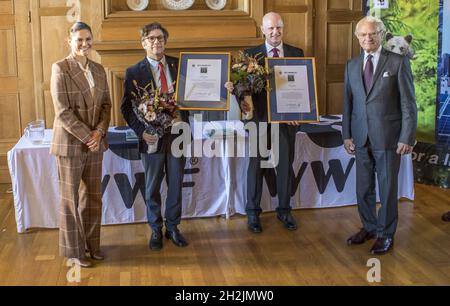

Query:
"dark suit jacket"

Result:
[[244, 43, 304, 122], [342, 49, 417, 150], [121, 56, 188, 154]]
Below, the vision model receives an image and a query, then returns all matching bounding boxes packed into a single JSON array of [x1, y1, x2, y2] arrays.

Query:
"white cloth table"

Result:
[[8, 119, 414, 233]]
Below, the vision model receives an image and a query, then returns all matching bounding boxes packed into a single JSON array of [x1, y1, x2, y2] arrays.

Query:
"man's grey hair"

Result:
[[354, 16, 386, 36]]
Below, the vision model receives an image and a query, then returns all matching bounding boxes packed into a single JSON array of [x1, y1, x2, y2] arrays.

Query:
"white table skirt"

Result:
[[8, 120, 414, 233]]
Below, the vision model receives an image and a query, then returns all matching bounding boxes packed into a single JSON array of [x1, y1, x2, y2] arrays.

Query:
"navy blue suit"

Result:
[[121, 56, 187, 231], [244, 43, 304, 216]]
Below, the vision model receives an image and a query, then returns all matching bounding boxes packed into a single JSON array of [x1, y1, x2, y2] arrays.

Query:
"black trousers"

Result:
[[246, 124, 297, 216], [141, 152, 186, 231]]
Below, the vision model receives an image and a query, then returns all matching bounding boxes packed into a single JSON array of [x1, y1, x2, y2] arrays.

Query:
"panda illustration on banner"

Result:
[[385, 32, 415, 59]]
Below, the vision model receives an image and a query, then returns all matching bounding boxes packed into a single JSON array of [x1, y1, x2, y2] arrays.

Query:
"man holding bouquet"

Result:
[[243, 12, 304, 233], [121, 22, 189, 250]]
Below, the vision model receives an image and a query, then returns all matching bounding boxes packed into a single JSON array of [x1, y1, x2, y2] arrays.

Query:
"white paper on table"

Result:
[[184, 59, 222, 102], [274, 65, 311, 114]]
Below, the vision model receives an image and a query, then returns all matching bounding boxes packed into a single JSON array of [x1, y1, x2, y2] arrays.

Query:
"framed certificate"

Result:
[[266, 57, 319, 123], [176, 52, 231, 111]]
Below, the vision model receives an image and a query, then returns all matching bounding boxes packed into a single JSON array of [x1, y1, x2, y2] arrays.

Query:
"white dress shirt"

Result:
[[77, 61, 95, 97], [146, 56, 174, 93], [363, 45, 382, 75], [265, 41, 284, 58]]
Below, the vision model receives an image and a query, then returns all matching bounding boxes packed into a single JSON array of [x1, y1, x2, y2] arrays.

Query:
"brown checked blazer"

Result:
[[50, 55, 111, 156]]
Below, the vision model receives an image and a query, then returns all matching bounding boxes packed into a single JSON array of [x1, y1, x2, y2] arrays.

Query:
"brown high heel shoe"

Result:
[[68, 257, 92, 268]]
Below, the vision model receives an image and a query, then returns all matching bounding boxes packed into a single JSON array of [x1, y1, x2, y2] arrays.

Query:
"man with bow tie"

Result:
[[342, 16, 417, 254]]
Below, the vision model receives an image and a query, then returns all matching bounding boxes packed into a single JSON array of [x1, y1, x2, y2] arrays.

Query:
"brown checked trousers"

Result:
[[56, 153, 103, 258]]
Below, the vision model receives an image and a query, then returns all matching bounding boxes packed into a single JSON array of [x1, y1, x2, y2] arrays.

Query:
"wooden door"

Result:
[[0, 0, 35, 183], [314, 0, 363, 115], [29, 0, 86, 129]]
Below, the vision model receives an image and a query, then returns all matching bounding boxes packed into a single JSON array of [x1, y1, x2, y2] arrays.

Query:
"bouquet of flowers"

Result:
[[230, 51, 269, 119], [131, 80, 179, 152]]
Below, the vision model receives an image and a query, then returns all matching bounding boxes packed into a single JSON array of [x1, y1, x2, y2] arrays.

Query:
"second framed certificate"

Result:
[[266, 57, 319, 123], [176, 52, 231, 111]]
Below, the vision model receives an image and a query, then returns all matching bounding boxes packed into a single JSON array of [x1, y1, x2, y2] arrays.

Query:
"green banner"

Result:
[[366, 0, 439, 143]]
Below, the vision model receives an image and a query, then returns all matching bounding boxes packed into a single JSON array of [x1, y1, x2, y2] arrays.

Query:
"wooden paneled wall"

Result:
[[26, 0, 266, 128], [315, 0, 363, 116], [0, 0, 18, 183], [0, 0, 36, 183], [0, 0, 363, 183], [264, 0, 313, 56]]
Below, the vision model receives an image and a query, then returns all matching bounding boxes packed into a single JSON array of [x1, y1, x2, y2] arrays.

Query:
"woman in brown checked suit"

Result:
[[50, 22, 111, 268]]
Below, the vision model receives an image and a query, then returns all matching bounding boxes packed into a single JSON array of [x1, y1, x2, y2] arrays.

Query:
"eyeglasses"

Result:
[[357, 31, 381, 39], [142, 35, 165, 43]]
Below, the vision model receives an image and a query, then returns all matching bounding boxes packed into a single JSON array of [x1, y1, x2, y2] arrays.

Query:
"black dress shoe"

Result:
[[277, 212, 298, 231], [85, 249, 105, 260], [370, 237, 394, 255], [89, 250, 105, 260], [165, 229, 189, 247], [247, 215, 262, 233], [347, 228, 376, 245], [149, 229, 163, 250], [442, 211, 450, 222]]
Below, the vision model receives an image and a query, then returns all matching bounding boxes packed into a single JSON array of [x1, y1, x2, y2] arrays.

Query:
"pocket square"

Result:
[[383, 71, 391, 77]]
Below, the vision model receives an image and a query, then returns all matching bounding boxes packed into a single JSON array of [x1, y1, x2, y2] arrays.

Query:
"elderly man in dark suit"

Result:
[[121, 22, 188, 251], [342, 16, 417, 254], [241, 12, 304, 233]]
